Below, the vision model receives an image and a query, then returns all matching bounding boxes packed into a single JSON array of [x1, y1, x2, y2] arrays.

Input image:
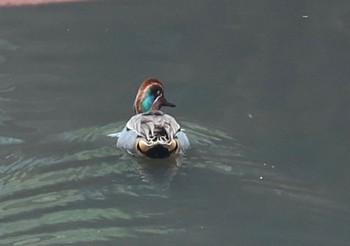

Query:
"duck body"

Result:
[[117, 110, 189, 158], [113, 78, 189, 159]]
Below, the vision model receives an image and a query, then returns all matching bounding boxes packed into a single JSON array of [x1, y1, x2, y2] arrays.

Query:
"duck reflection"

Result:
[[136, 156, 182, 185]]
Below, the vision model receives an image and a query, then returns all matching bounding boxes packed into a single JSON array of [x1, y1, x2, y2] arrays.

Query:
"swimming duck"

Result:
[[112, 78, 189, 158]]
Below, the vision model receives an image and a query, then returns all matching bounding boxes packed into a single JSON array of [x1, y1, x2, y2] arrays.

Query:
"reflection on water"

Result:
[[0, 1, 349, 245], [1, 118, 349, 245]]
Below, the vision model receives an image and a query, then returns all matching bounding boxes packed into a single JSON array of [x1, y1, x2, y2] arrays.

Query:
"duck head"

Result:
[[133, 78, 175, 114]]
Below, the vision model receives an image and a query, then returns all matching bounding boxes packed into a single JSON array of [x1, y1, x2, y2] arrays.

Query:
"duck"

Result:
[[111, 78, 190, 159]]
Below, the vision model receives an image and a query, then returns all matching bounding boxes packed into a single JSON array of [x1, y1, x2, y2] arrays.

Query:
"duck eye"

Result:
[[156, 90, 161, 95]]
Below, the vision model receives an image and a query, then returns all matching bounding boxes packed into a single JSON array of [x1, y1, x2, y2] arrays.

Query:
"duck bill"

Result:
[[162, 98, 176, 107]]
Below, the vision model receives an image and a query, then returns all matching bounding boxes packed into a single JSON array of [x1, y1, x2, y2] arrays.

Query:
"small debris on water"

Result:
[[247, 113, 253, 119], [263, 163, 267, 166], [259, 176, 264, 180], [66, 28, 70, 32], [302, 15, 309, 19], [271, 165, 275, 169]]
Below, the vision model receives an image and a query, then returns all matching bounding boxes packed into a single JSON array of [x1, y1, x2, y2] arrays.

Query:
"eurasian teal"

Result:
[[111, 78, 189, 158]]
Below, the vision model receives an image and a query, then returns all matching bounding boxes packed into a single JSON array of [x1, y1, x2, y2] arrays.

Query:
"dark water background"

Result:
[[0, 0, 350, 245]]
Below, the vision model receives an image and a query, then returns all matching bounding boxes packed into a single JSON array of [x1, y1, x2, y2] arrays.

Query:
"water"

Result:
[[1, 1, 350, 245]]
